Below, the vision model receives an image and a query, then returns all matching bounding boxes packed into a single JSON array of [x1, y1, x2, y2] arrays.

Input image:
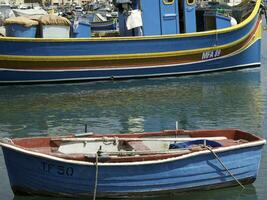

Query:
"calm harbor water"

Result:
[[1, 36, 267, 200]]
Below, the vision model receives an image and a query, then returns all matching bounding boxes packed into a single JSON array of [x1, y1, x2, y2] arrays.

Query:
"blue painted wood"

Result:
[[1, 143, 264, 197], [183, 0, 196, 33], [5, 24, 37, 38], [0, 14, 258, 57], [141, 0, 162, 36], [216, 14, 231, 29], [71, 18, 91, 38], [0, 38, 261, 83], [160, 0, 180, 35]]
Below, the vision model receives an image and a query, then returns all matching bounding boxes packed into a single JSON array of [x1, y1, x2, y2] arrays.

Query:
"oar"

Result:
[[52, 136, 227, 142], [92, 149, 191, 156]]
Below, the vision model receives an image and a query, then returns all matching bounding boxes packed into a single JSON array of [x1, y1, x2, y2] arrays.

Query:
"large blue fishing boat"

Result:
[[0, 129, 265, 198], [0, 0, 264, 83]]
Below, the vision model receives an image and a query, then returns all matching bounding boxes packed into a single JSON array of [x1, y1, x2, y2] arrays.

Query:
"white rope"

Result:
[[93, 152, 99, 200]]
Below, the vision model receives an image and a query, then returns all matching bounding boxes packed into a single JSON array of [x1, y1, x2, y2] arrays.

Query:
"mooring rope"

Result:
[[205, 146, 245, 189], [93, 152, 99, 200]]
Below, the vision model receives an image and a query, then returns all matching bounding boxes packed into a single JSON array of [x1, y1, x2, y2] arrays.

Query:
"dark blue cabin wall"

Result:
[[132, 0, 140, 9]]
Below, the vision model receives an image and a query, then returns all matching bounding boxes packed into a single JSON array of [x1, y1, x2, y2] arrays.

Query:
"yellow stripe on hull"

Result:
[[0, 19, 262, 63]]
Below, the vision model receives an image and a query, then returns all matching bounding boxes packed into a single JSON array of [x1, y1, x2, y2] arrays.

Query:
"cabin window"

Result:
[[187, 0, 195, 5], [163, 0, 175, 5]]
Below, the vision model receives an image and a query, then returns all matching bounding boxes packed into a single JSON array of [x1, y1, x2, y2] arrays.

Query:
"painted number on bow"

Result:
[[42, 161, 74, 176], [202, 49, 221, 60]]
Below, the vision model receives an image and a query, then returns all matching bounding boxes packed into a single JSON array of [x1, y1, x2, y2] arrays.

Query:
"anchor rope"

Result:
[[93, 152, 99, 200], [205, 146, 245, 189]]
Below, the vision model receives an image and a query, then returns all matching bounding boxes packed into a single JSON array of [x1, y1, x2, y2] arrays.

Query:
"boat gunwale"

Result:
[[0, 0, 261, 42], [0, 18, 261, 62], [0, 136, 265, 166]]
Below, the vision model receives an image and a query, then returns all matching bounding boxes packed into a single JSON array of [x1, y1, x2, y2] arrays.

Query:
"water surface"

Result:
[[0, 33, 267, 200]]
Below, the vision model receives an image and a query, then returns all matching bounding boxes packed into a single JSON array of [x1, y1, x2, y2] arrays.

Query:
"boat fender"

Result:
[[230, 17, 237, 26]]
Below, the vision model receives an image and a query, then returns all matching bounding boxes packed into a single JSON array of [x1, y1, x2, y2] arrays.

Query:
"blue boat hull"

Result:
[[0, 38, 261, 83], [0, 0, 262, 84], [2, 144, 264, 197]]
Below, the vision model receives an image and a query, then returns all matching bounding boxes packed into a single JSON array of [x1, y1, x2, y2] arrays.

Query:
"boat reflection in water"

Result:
[[10, 184, 258, 200], [0, 69, 262, 137]]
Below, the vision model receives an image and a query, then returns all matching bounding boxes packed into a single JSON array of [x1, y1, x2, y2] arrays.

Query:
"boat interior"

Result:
[[7, 129, 263, 163]]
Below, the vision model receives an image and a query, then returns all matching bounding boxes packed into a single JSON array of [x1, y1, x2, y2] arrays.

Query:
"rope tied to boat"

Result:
[[205, 145, 245, 189], [93, 149, 100, 200]]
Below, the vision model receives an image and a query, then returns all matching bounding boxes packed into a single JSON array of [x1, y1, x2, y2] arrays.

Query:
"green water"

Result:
[[0, 33, 267, 200]]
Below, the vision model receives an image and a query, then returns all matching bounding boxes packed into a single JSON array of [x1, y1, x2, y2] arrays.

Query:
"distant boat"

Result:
[[0, 129, 265, 198], [0, 3, 15, 36], [91, 20, 117, 31], [0, 0, 264, 84], [12, 3, 47, 16], [12, 8, 47, 16]]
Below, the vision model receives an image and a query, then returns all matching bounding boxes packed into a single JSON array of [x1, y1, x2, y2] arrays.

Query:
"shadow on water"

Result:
[[11, 185, 257, 200]]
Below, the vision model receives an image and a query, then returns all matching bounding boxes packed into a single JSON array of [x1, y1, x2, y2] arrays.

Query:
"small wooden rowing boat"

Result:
[[0, 129, 265, 198]]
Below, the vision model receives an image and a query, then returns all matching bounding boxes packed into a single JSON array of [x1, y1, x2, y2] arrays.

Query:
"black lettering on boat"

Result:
[[66, 167, 74, 176], [57, 165, 65, 175], [41, 162, 74, 176], [42, 161, 55, 173]]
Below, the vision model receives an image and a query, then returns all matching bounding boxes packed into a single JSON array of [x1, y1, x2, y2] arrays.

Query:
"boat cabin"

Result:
[[2, 0, 241, 38], [115, 0, 235, 36]]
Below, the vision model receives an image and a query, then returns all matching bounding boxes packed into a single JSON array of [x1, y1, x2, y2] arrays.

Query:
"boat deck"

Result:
[[8, 129, 263, 163], [20, 138, 248, 163]]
